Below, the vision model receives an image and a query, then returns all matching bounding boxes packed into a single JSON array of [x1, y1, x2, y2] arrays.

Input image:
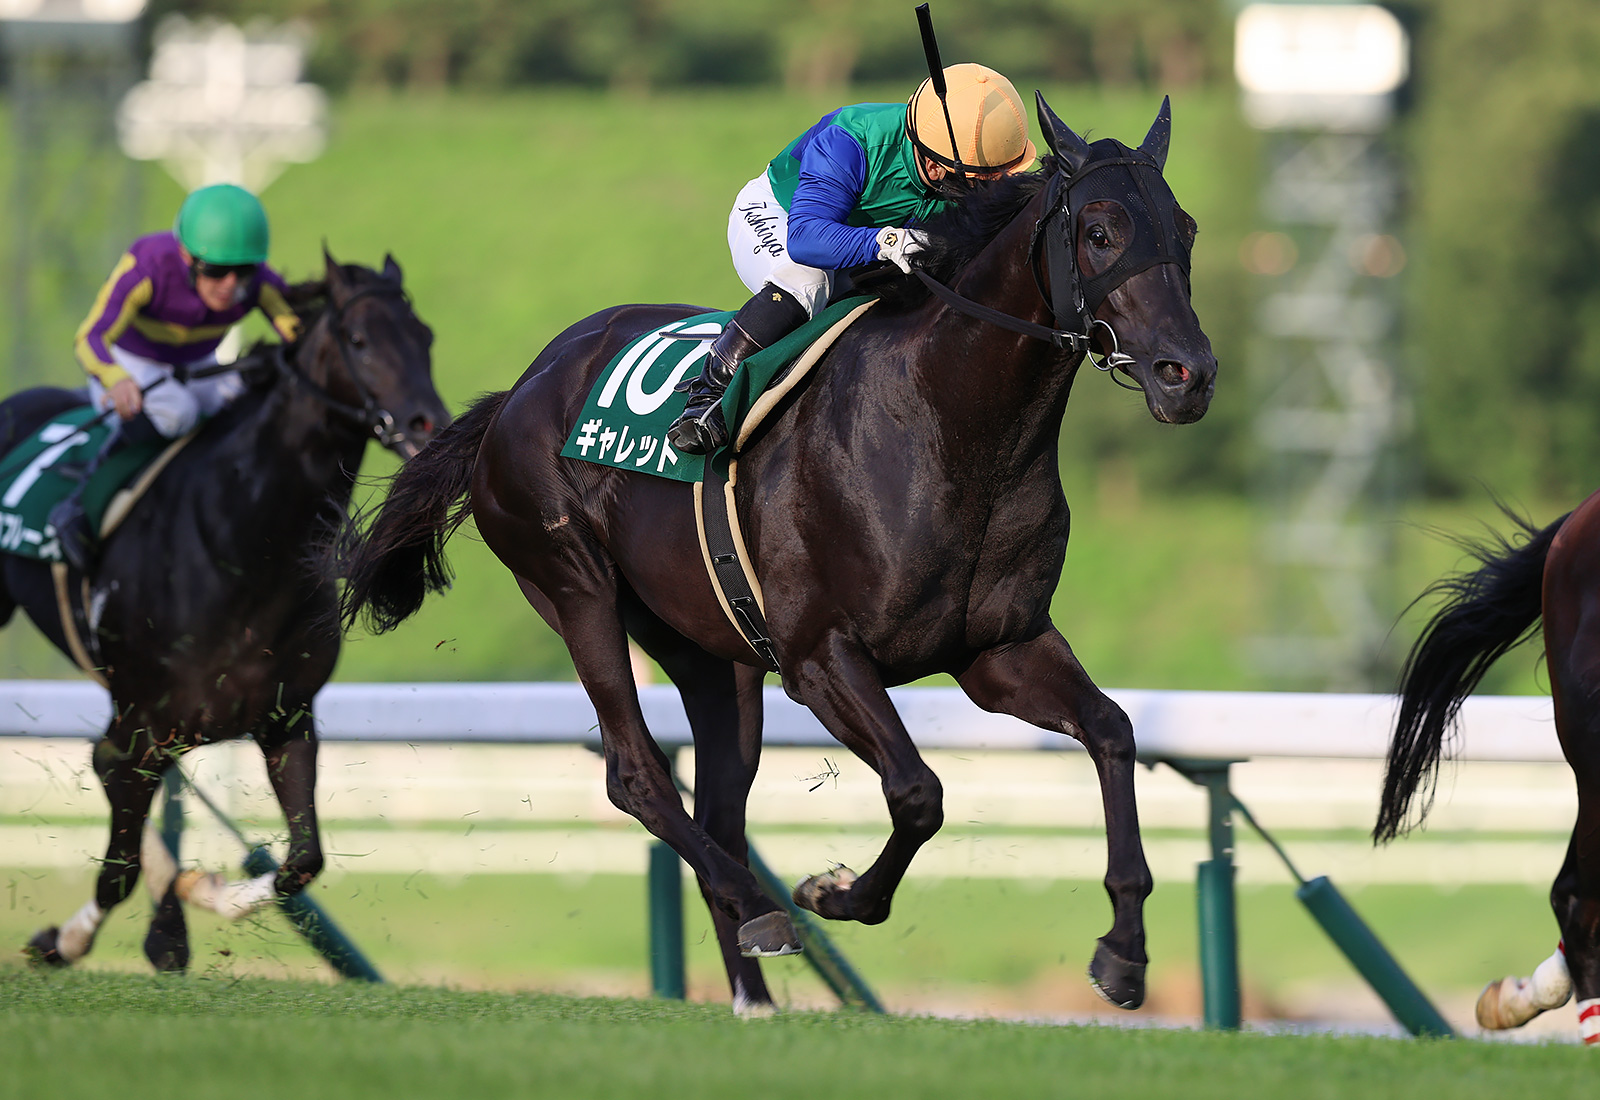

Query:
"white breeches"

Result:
[[727, 172, 831, 320], [90, 347, 245, 439]]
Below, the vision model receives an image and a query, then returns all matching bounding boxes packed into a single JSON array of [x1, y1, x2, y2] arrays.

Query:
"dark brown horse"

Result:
[[19, 253, 449, 971], [1378, 497, 1600, 1043], [338, 96, 1216, 1014]]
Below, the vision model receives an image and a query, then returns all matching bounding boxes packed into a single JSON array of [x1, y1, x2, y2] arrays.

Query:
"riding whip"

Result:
[[914, 4, 969, 178]]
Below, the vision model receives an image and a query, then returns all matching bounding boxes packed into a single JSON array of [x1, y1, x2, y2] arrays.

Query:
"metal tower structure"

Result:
[[1, 0, 145, 390], [1236, 3, 1411, 689]]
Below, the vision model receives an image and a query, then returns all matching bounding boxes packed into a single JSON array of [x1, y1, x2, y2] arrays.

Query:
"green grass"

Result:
[[0, 867, 1564, 1025], [0, 970, 1591, 1100]]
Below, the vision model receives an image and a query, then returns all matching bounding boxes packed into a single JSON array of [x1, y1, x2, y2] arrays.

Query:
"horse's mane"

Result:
[[858, 155, 1058, 313], [234, 264, 395, 373]]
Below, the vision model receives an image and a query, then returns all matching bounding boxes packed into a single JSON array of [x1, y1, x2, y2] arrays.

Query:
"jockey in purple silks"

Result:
[[51, 183, 302, 570], [665, 63, 1038, 456]]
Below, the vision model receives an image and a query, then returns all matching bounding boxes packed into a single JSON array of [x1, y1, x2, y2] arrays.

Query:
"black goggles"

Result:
[[192, 260, 259, 281]]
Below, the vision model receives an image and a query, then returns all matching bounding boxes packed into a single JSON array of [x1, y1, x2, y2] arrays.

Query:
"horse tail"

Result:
[[1374, 507, 1568, 843], [337, 390, 508, 634]]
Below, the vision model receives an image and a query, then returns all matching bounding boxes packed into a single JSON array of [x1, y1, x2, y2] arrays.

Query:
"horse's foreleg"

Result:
[[176, 717, 324, 921], [788, 637, 943, 927], [26, 733, 167, 966], [957, 627, 1151, 1010]]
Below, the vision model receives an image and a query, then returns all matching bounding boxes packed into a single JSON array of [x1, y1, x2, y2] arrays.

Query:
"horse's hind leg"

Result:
[[1476, 843, 1575, 1030], [26, 728, 168, 966], [1537, 533, 1600, 1043], [629, 602, 775, 1013], [955, 627, 1152, 1010], [528, 573, 798, 957]]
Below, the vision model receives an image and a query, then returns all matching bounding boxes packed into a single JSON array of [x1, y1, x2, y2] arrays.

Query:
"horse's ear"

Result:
[[323, 243, 350, 301], [1035, 91, 1092, 175], [1139, 95, 1172, 172], [382, 252, 403, 286]]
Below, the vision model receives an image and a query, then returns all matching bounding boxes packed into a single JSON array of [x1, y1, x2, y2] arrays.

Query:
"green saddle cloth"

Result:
[[561, 295, 872, 483], [0, 406, 169, 562]]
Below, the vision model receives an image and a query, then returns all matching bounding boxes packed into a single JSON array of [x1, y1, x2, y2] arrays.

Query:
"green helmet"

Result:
[[173, 184, 270, 265]]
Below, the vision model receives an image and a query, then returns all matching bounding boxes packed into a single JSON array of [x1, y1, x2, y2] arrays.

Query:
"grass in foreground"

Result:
[[0, 970, 1591, 1100], [1, 868, 1563, 1028]]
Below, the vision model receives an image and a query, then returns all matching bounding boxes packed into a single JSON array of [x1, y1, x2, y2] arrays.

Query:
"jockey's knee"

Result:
[[140, 387, 201, 438]]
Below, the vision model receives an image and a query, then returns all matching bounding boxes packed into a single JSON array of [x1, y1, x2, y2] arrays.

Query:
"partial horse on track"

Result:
[[1378, 498, 1600, 1043], [19, 253, 449, 971], [337, 96, 1216, 1015]]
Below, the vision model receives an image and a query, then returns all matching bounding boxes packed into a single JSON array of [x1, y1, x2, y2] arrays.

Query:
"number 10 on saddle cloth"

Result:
[[560, 295, 874, 483]]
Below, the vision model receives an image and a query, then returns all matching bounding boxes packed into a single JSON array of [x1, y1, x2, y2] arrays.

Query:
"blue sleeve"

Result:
[[786, 126, 884, 270]]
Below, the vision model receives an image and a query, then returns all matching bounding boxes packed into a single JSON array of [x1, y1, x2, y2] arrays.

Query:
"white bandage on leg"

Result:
[[1579, 999, 1600, 1046], [176, 870, 277, 920], [57, 900, 104, 962], [1530, 944, 1573, 1009]]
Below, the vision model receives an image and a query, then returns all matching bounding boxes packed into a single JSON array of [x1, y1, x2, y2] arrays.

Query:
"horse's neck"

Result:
[[915, 196, 1081, 461], [198, 373, 368, 552]]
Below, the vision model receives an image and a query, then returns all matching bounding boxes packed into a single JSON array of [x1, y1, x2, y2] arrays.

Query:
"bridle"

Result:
[[913, 145, 1191, 389], [271, 281, 415, 451]]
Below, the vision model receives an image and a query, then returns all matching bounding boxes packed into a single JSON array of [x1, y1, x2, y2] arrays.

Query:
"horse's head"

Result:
[[1035, 93, 1217, 425], [305, 248, 451, 458]]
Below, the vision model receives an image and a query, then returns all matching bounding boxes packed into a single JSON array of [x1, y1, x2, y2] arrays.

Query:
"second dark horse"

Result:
[[338, 96, 1217, 1014], [20, 253, 449, 972]]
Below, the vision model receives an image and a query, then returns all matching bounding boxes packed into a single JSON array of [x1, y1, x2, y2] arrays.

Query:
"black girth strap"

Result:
[[699, 459, 780, 673]]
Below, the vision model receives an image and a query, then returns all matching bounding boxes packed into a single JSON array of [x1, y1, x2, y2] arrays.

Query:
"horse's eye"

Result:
[[1087, 225, 1112, 248], [348, 331, 366, 348]]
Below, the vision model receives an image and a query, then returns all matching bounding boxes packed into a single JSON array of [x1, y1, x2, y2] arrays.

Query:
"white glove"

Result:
[[875, 226, 928, 274]]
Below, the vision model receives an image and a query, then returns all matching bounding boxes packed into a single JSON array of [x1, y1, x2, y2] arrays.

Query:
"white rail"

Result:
[[0, 680, 1566, 763]]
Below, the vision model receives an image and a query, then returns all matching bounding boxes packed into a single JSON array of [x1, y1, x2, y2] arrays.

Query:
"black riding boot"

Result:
[[48, 411, 162, 573], [666, 284, 807, 456]]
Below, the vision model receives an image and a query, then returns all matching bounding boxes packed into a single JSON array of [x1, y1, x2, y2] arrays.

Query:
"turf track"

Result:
[[0, 970, 1589, 1100]]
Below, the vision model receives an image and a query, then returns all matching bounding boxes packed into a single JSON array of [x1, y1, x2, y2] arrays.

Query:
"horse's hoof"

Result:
[[173, 869, 216, 904], [792, 864, 857, 921], [1475, 976, 1539, 1030], [733, 996, 779, 1019], [1088, 940, 1146, 1010], [737, 911, 802, 957], [143, 883, 190, 973], [23, 927, 67, 968]]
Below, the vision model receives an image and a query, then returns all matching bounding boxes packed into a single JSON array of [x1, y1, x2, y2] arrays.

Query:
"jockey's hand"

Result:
[[106, 378, 143, 420], [876, 226, 928, 274]]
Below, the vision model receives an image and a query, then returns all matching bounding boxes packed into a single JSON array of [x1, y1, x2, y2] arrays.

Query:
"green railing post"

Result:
[[1167, 758, 1242, 1030], [241, 846, 383, 983], [647, 746, 687, 1000], [1295, 875, 1454, 1037], [158, 768, 183, 863], [647, 839, 687, 999]]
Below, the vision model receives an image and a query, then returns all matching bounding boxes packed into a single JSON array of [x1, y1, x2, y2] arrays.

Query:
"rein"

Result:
[[270, 282, 412, 450]]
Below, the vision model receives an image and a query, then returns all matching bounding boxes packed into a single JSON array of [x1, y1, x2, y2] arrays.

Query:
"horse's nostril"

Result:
[[411, 415, 434, 435], [1156, 361, 1191, 390]]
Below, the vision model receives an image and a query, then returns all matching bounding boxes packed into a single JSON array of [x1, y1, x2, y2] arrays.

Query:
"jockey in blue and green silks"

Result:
[[665, 63, 1039, 456], [50, 183, 302, 570]]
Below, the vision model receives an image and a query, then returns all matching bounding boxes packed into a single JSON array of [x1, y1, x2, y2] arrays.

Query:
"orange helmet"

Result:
[[907, 63, 1038, 177]]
